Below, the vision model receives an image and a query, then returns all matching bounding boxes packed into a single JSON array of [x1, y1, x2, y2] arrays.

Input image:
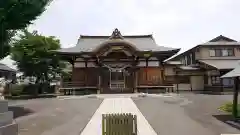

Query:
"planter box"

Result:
[[0, 111, 13, 127], [0, 122, 18, 135]]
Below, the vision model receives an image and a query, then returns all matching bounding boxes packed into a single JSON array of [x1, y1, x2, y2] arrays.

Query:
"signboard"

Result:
[[143, 53, 151, 58], [111, 46, 123, 50]]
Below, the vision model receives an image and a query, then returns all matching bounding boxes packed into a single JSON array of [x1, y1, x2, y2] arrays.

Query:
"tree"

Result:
[[11, 30, 65, 86], [0, 0, 52, 59]]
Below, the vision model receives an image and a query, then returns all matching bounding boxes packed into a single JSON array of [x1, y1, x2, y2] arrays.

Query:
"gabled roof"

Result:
[[57, 29, 179, 53], [208, 35, 236, 42], [168, 35, 240, 61]]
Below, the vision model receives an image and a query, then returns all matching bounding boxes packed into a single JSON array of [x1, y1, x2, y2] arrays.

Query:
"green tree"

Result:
[[11, 30, 65, 85], [0, 0, 52, 59]]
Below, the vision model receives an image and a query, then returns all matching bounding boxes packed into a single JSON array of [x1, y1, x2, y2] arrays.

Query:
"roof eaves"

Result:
[[167, 45, 200, 61]]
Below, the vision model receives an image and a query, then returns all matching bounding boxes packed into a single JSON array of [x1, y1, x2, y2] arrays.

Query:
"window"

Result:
[[222, 78, 234, 86], [211, 76, 220, 85], [209, 48, 234, 57], [227, 48, 234, 56], [222, 49, 229, 56], [209, 49, 215, 57]]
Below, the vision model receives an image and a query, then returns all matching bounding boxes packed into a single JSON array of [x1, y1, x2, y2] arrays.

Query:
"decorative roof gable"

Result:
[[109, 28, 124, 39]]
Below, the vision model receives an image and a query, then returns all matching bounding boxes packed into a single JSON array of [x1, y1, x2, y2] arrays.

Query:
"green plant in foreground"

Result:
[[219, 102, 240, 117]]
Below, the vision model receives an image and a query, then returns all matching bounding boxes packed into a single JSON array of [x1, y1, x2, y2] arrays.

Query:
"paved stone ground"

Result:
[[9, 97, 103, 135], [7, 93, 240, 135], [133, 93, 240, 135]]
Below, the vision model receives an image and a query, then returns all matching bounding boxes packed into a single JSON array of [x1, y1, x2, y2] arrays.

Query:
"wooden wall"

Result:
[[137, 67, 164, 86], [72, 67, 99, 86]]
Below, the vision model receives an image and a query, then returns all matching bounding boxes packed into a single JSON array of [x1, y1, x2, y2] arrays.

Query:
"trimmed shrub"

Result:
[[21, 84, 39, 95], [9, 84, 25, 96]]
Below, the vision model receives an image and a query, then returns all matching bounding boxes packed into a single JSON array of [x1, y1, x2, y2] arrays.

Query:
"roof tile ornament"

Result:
[[109, 28, 124, 39]]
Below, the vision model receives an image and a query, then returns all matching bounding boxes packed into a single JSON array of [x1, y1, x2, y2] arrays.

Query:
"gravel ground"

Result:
[[133, 94, 240, 135], [9, 97, 103, 135]]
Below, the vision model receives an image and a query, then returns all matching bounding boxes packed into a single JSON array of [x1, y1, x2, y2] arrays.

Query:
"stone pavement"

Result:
[[80, 98, 157, 135], [12, 93, 240, 135]]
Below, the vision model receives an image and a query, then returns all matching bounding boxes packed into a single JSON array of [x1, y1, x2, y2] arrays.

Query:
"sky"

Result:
[[2, 0, 240, 69]]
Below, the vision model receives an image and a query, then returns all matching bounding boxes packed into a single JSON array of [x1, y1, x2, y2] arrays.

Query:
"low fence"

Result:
[[102, 113, 137, 135]]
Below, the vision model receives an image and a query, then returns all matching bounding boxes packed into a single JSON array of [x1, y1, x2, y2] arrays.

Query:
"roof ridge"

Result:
[[79, 34, 153, 38]]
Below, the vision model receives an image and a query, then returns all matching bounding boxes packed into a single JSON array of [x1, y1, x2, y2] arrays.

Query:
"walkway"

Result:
[[80, 97, 157, 135]]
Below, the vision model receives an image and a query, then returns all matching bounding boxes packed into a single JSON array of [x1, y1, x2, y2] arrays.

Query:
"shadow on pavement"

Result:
[[8, 106, 34, 119], [213, 114, 240, 130]]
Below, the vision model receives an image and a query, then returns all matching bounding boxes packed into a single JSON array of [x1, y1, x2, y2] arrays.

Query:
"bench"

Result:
[[102, 113, 137, 135]]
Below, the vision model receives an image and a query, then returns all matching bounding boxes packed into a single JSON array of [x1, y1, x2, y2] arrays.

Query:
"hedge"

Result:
[[7, 83, 56, 96]]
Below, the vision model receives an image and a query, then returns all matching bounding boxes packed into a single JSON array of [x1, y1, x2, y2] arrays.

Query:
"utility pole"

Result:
[[233, 77, 239, 119]]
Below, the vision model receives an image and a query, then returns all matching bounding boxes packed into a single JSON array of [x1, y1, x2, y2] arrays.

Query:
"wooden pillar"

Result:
[[134, 70, 138, 93], [233, 77, 239, 118]]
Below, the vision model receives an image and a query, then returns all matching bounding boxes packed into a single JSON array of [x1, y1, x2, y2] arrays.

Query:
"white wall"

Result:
[[190, 76, 204, 90]]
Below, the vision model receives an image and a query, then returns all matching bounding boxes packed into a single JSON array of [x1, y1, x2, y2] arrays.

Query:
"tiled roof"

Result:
[[58, 35, 178, 53], [198, 59, 240, 70], [57, 29, 179, 53], [208, 35, 236, 42], [0, 63, 16, 72]]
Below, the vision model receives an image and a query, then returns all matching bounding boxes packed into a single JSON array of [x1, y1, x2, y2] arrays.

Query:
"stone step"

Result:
[[0, 111, 13, 127], [0, 100, 8, 113], [0, 122, 18, 135]]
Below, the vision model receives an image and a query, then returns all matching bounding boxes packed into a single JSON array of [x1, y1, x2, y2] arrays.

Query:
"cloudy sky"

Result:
[[2, 0, 240, 68]]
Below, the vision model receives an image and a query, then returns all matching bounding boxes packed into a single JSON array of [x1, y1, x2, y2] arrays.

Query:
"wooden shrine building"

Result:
[[56, 29, 180, 94]]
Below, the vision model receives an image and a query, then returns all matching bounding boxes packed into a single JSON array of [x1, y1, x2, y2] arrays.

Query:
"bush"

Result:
[[21, 84, 39, 95], [5, 94, 57, 100], [9, 84, 25, 96], [219, 102, 240, 116], [8, 83, 56, 96]]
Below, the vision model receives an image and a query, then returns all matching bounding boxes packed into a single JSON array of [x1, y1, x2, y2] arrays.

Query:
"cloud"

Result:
[[3, 0, 240, 68], [28, 0, 239, 49]]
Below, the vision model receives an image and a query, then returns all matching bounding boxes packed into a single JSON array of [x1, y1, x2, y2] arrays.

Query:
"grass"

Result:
[[219, 102, 240, 117]]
